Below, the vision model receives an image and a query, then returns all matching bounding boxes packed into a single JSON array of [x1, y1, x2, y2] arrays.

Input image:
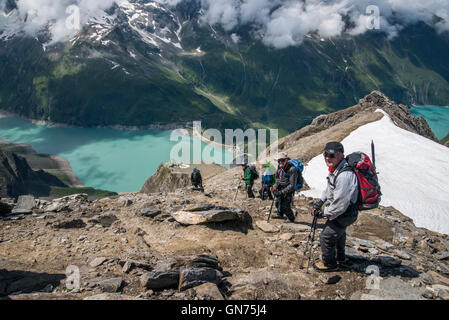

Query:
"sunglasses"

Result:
[[323, 152, 336, 159]]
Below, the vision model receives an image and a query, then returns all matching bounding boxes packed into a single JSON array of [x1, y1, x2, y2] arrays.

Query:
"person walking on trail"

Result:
[[191, 168, 204, 192], [241, 163, 256, 198], [312, 141, 359, 272], [271, 152, 297, 223], [259, 162, 275, 200]]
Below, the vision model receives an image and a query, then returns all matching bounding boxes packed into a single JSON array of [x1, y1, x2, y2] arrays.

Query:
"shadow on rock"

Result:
[[0, 269, 65, 298], [204, 217, 253, 235], [339, 255, 421, 279]]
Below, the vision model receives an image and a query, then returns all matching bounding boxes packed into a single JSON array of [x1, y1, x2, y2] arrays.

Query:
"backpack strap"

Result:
[[328, 165, 353, 188]]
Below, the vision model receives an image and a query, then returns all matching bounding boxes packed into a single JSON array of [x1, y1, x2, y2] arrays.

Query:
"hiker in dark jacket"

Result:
[[271, 152, 297, 222], [312, 141, 359, 272], [241, 163, 255, 198], [191, 168, 204, 191]]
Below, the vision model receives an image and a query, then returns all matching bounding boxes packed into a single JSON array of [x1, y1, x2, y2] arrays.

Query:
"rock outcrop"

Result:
[[0, 150, 67, 199], [260, 91, 439, 166]]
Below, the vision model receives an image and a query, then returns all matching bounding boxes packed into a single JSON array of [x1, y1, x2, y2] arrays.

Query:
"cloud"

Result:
[[1, 0, 449, 48], [1, 0, 115, 43], [189, 0, 449, 48]]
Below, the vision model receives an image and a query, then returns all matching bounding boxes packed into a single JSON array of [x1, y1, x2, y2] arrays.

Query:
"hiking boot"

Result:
[[313, 260, 338, 273], [272, 213, 284, 219], [337, 259, 350, 268], [284, 217, 295, 223]]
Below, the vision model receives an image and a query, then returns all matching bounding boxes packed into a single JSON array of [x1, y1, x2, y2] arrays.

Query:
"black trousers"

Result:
[[319, 219, 347, 267], [275, 193, 295, 221], [246, 184, 255, 198], [259, 185, 273, 200]]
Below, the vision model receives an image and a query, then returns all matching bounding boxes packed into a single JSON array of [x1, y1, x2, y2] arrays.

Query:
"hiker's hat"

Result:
[[323, 141, 344, 154], [275, 152, 288, 161]]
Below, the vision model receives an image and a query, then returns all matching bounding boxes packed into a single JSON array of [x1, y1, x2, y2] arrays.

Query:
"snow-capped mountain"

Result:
[[1, 0, 449, 131]]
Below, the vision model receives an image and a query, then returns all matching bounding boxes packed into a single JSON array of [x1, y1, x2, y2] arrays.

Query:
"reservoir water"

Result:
[[410, 105, 449, 140], [0, 117, 232, 192]]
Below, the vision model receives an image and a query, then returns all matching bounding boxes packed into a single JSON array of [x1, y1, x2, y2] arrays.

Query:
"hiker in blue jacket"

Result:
[[259, 162, 275, 200]]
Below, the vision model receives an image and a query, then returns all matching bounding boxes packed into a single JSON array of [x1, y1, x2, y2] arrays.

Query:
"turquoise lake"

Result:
[[0, 117, 232, 192], [410, 105, 449, 140]]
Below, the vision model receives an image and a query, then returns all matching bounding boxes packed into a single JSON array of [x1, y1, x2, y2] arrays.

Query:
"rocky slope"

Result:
[[1, 188, 449, 300], [1, 91, 449, 300]]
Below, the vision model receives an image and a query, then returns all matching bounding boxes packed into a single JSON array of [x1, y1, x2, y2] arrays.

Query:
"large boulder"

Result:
[[11, 195, 35, 214], [140, 270, 180, 290], [171, 204, 250, 225], [179, 267, 223, 291]]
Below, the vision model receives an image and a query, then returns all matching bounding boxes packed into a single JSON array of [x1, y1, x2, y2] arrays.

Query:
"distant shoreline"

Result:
[[0, 110, 239, 167], [0, 110, 191, 131], [410, 104, 449, 109]]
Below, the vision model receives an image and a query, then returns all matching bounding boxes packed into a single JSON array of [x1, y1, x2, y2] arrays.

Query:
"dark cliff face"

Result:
[[0, 150, 67, 199], [358, 91, 438, 142]]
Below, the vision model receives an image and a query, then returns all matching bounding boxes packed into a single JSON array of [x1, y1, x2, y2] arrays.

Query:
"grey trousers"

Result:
[[319, 219, 347, 267]]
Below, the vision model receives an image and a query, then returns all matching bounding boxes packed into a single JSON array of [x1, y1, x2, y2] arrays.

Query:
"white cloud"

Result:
[[1, 0, 449, 48], [193, 0, 449, 48], [1, 0, 115, 43]]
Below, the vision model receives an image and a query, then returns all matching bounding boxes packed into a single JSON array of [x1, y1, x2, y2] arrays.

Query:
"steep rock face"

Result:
[[358, 91, 438, 142], [0, 151, 67, 198], [140, 164, 190, 194], [264, 91, 438, 162], [140, 163, 227, 194]]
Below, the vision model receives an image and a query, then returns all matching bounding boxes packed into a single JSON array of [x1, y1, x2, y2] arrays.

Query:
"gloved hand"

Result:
[[312, 200, 324, 217], [314, 209, 324, 218], [313, 200, 324, 210], [272, 189, 282, 198]]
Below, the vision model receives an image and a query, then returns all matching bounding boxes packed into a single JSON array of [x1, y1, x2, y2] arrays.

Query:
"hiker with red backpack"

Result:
[[312, 141, 381, 272]]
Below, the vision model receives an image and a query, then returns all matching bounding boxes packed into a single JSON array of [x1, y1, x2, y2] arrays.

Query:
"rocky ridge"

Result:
[[1, 186, 449, 300]]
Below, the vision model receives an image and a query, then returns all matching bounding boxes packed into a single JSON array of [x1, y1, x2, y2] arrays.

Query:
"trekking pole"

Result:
[[299, 211, 319, 272], [267, 198, 275, 222], [233, 180, 242, 201], [306, 213, 319, 273], [371, 140, 376, 168]]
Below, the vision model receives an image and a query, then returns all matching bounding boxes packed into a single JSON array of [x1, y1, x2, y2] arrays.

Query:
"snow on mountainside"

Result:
[[0, 0, 184, 51], [301, 109, 449, 235]]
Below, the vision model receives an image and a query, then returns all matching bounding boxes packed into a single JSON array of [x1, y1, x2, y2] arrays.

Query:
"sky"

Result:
[[1, 0, 448, 47]]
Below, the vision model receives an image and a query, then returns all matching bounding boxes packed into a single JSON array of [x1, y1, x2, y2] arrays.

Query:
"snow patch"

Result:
[[301, 110, 449, 235]]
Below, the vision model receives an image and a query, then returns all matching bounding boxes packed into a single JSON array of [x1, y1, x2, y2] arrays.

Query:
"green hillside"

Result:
[[1, 20, 449, 133]]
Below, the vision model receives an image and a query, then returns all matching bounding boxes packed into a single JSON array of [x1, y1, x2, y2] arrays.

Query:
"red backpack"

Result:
[[338, 152, 381, 210]]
